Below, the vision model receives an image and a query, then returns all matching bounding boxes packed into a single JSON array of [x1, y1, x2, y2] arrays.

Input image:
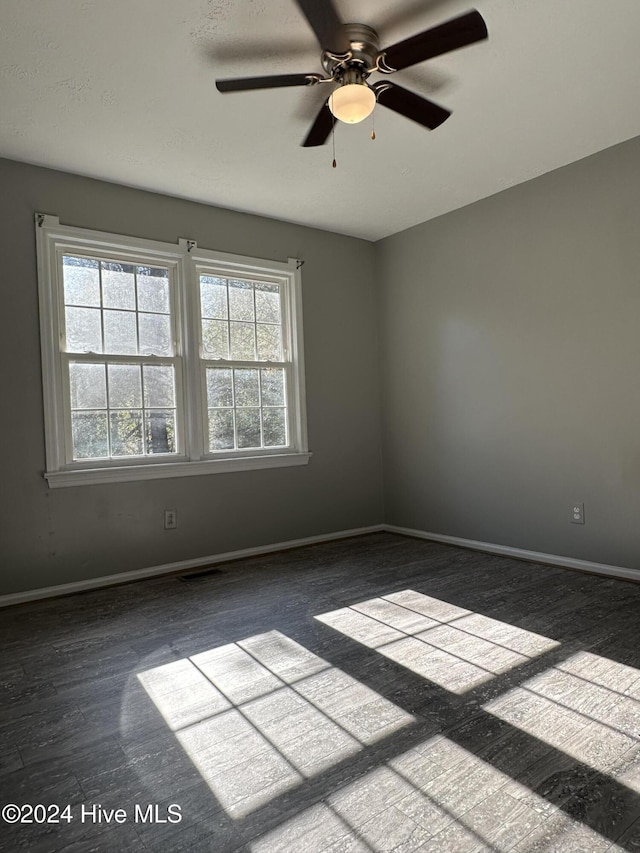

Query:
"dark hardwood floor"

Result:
[[2, 532, 640, 851]]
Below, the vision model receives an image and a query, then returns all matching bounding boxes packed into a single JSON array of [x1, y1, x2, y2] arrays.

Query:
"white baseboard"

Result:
[[4, 522, 638, 608], [384, 524, 640, 584], [0, 524, 385, 608]]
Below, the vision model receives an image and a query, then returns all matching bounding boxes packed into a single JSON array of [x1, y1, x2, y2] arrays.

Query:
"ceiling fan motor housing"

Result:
[[322, 23, 380, 80]]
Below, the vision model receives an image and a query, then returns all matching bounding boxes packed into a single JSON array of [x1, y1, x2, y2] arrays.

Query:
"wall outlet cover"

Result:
[[571, 503, 585, 525]]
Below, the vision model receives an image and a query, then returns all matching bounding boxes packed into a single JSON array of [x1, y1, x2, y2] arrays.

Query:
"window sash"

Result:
[[196, 265, 290, 362], [200, 359, 293, 457], [60, 353, 186, 465], [57, 248, 179, 359]]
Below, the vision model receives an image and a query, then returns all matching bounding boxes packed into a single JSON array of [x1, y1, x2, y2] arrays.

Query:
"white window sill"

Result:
[[44, 452, 312, 488]]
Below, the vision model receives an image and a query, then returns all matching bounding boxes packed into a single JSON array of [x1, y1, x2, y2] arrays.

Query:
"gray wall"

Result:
[[5, 133, 640, 597], [0, 158, 383, 595], [377, 135, 640, 570]]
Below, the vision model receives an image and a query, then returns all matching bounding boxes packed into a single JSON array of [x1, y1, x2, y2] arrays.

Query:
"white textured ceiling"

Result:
[[2, 0, 640, 240]]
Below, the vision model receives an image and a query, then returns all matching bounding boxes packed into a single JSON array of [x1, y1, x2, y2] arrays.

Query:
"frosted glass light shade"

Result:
[[329, 83, 376, 124]]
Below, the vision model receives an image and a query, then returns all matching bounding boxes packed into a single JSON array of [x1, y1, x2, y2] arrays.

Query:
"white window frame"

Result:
[[36, 214, 310, 488]]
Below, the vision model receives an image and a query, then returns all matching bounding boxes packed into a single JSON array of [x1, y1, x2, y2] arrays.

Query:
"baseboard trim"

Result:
[[384, 524, 640, 584], [0, 524, 386, 608], [5, 522, 638, 608]]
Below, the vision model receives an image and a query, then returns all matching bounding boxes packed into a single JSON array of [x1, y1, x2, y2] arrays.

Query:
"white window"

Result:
[[36, 215, 309, 487]]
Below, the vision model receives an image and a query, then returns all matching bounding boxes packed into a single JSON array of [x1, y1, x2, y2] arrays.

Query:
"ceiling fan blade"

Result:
[[302, 102, 334, 147], [372, 82, 451, 130], [381, 9, 487, 72], [216, 73, 319, 93], [294, 0, 350, 53]]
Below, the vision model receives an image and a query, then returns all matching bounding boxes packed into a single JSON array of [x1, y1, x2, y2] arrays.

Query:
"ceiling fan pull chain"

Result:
[[371, 110, 376, 141], [332, 116, 337, 167]]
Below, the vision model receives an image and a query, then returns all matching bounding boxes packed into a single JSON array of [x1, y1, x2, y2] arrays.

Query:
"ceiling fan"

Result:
[[215, 0, 488, 147]]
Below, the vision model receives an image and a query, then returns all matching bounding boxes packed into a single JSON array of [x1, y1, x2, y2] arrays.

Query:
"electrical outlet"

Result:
[[570, 503, 585, 525], [164, 509, 177, 530]]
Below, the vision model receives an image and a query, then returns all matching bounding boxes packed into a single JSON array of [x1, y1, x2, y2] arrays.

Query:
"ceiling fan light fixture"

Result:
[[329, 82, 375, 124]]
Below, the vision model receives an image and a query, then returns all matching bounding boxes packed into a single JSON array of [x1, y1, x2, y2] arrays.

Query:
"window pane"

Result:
[[145, 411, 175, 454], [236, 408, 261, 448], [206, 368, 233, 408], [65, 306, 102, 353], [201, 277, 228, 319], [110, 410, 143, 456], [108, 364, 142, 408], [230, 322, 255, 360], [261, 368, 285, 406], [69, 363, 107, 409], [202, 319, 229, 358], [63, 256, 100, 307], [143, 365, 175, 408], [263, 408, 287, 447], [103, 310, 137, 355], [209, 409, 234, 450], [71, 412, 108, 459], [255, 284, 281, 324], [139, 313, 172, 356], [234, 369, 259, 407], [102, 263, 135, 310], [228, 280, 254, 321], [257, 324, 282, 361], [138, 267, 170, 314]]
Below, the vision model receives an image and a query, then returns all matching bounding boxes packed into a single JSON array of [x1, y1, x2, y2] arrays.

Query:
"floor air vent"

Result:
[[178, 567, 225, 582]]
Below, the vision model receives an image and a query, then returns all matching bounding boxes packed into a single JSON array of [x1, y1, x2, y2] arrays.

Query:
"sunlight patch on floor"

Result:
[[138, 630, 414, 818], [316, 591, 559, 694], [250, 733, 621, 852], [484, 649, 640, 783]]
